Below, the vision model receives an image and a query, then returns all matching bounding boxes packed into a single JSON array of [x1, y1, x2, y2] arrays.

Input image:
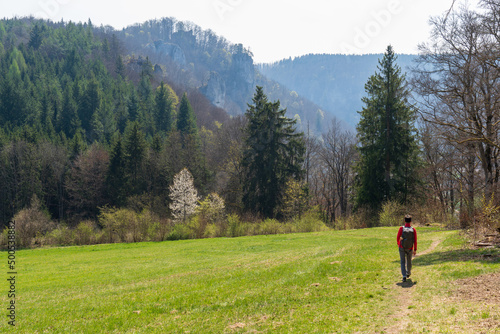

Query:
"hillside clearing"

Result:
[[1, 227, 499, 333]]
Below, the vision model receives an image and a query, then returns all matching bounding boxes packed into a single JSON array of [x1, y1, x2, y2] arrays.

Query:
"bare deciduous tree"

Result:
[[419, 122, 478, 226], [65, 144, 109, 222], [412, 3, 500, 200], [309, 119, 356, 225]]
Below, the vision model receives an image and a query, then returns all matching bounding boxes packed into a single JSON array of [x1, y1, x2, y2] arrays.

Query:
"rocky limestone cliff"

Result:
[[224, 52, 255, 114], [199, 52, 254, 114], [231, 52, 254, 87], [200, 72, 226, 109], [146, 40, 186, 66]]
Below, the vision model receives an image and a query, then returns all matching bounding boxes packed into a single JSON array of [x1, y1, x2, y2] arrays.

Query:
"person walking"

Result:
[[397, 215, 417, 282]]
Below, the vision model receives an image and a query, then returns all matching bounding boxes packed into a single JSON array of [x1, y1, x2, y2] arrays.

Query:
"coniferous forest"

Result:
[[0, 17, 326, 247], [3, 1, 500, 248]]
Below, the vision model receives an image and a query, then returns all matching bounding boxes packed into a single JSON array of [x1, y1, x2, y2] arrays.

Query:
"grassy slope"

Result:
[[1, 227, 499, 333]]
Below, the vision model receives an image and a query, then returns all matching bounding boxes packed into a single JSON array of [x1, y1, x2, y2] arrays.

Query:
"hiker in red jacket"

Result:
[[397, 215, 417, 282]]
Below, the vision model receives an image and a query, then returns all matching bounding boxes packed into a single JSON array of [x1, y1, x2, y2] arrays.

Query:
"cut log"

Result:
[[474, 242, 495, 247]]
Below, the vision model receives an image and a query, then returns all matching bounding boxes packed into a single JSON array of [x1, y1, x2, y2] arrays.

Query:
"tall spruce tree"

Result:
[[123, 121, 147, 195], [176, 92, 208, 192], [127, 86, 140, 123], [59, 84, 81, 138], [79, 77, 101, 136], [106, 135, 126, 206], [242, 86, 305, 218], [354, 46, 419, 213], [137, 58, 154, 135], [0, 60, 26, 126], [177, 92, 198, 138], [28, 23, 47, 50], [154, 82, 175, 134]]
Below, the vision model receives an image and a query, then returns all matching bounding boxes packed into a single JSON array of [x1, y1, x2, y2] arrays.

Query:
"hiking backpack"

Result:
[[401, 226, 414, 249]]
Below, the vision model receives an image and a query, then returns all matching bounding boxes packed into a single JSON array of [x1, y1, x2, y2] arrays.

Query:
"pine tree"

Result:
[[175, 92, 208, 191], [0, 22, 6, 41], [101, 38, 110, 60], [354, 45, 419, 212], [127, 86, 140, 122], [79, 77, 101, 135], [151, 134, 162, 153], [115, 55, 126, 79], [113, 82, 129, 134], [146, 134, 170, 204], [90, 98, 116, 143], [0, 64, 26, 126], [59, 84, 81, 138], [123, 121, 147, 195], [169, 168, 199, 222], [70, 130, 87, 161], [137, 57, 154, 135], [106, 135, 126, 206], [177, 92, 198, 138], [242, 86, 305, 218], [28, 23, 47, 50], [63, 49, 81, 79], [155, 82, 175, 134], [40, 90, 54, 134]]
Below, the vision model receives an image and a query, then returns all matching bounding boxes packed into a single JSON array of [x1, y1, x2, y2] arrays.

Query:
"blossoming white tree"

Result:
[[169, 168, 199, 222]]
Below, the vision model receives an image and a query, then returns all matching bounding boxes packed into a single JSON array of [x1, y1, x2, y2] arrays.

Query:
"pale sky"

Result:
[[1, 0, 480, 63]]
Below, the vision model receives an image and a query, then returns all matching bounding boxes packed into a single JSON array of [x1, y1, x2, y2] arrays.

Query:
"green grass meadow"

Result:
[[1, 227, 499, 333]]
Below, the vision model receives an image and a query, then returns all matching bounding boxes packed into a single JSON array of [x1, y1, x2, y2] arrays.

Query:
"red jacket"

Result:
[[397, 223, 417, 251]]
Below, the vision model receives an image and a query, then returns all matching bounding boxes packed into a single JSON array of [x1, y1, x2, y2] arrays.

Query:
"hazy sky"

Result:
[[2, 0, 480, 63]]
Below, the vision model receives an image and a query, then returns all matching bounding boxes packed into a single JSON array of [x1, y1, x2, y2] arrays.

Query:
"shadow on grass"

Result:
[[396, 279, 416, 288], [411, 249, 500, 266]]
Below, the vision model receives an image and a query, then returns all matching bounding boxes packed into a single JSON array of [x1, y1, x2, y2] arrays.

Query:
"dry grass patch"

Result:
[[453, 272, 500, 305]]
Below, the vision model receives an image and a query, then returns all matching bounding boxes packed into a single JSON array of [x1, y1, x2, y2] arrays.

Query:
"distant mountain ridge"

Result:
[[116, 18, 329, 134], [259, 53, 417, 128]]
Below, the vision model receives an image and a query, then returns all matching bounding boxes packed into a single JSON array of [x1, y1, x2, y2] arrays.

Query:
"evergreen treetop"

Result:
[[177, 92, 198, 137], [242, 86, 305, 218]]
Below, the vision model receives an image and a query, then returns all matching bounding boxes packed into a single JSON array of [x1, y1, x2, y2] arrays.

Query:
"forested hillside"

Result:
[[0, 17, 236, 224], [115, 18, 328, 134], [0, 17, 321, 245], [3, 0, 500, 249], [259, 54, 416, 128], [0, 17, 338, 242]]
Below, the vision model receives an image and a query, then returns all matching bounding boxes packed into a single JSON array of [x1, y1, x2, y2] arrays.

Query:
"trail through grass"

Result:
[[1, 227, 498, 333], [385, 236, 443, 333]]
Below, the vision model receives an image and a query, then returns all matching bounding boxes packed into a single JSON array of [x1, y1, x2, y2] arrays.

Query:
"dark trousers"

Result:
[[399, 247, 412, 278]]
